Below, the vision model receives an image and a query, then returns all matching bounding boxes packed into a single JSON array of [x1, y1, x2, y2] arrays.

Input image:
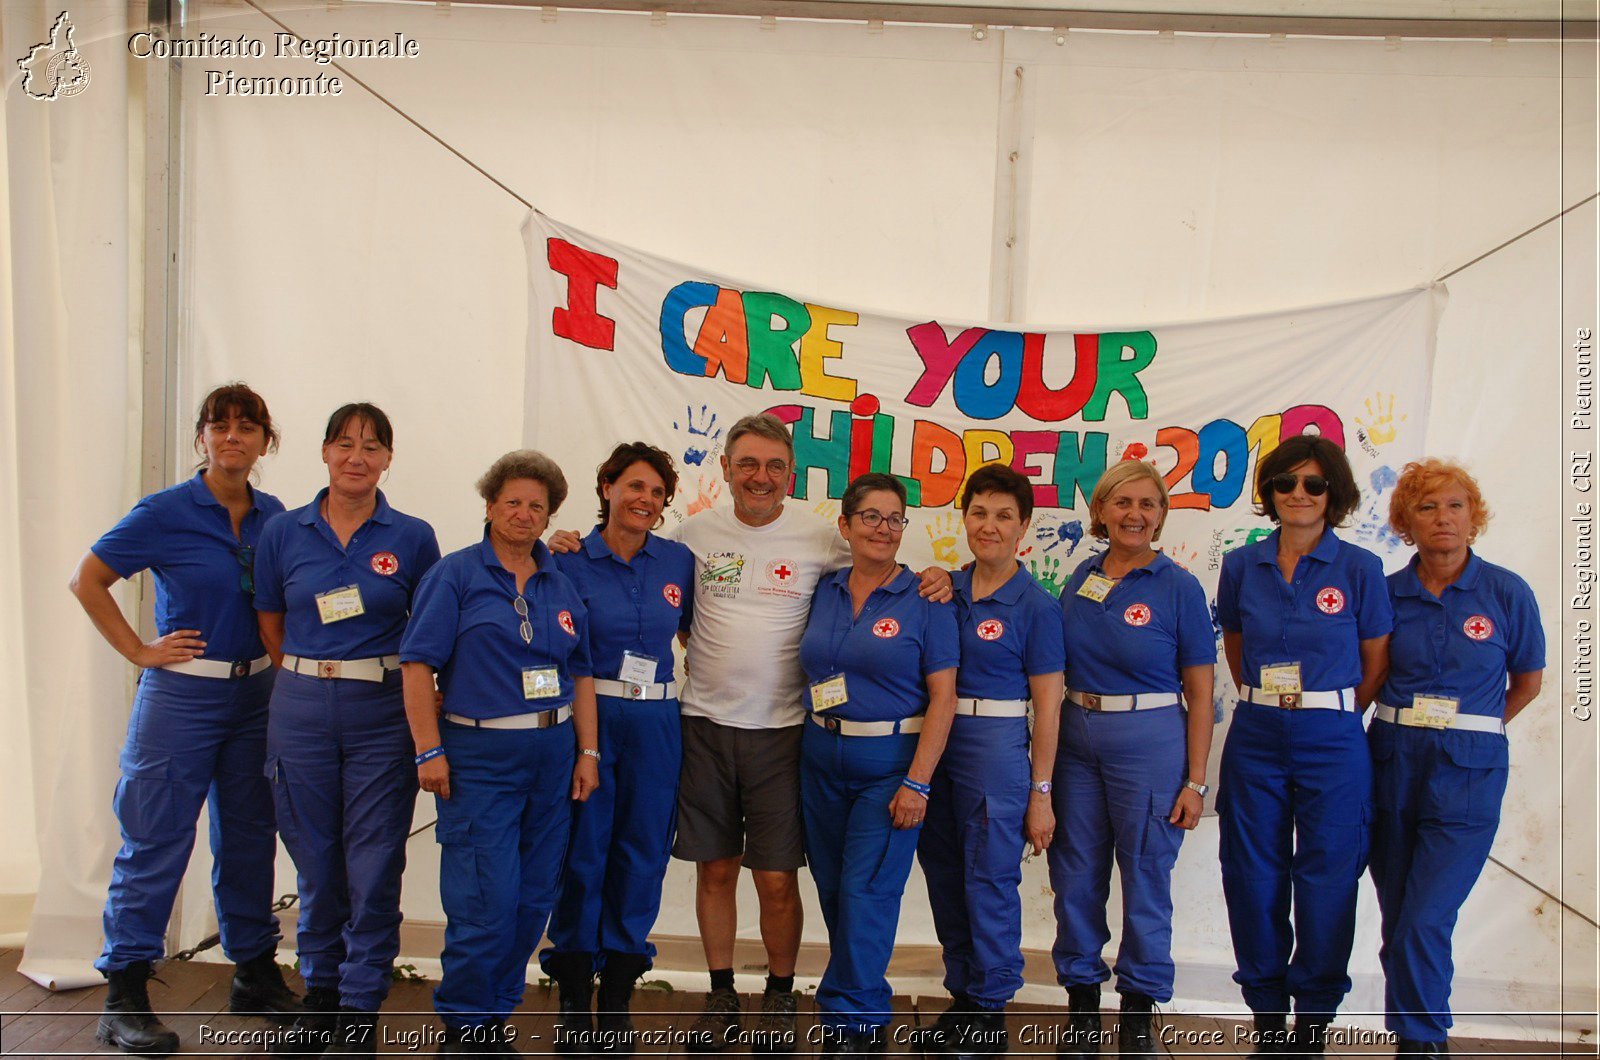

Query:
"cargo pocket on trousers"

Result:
[[866, 823, 923, 897], [1137, 791, 1184, 864], [435, 814, 489, 923], [264, 757, 300, 852], [973, 790, 1027, 886], [113, 760, 179, 844]]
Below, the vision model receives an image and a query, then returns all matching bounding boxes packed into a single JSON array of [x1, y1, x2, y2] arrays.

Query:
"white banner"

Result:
[[524, 210, 1443, 608]]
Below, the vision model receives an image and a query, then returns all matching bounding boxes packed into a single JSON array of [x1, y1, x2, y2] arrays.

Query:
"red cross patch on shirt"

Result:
[[767, 560, 797, 586], [663, 583, 682, 608], [1123, 603, 1152, 627], [1315, 586, 1345, 615], [976, 618, 1005, 641], [557, 610, 575, 636], [873, 618, 901, 638], [1463, 614, 1494, 641], [370, 551, 399, 576]]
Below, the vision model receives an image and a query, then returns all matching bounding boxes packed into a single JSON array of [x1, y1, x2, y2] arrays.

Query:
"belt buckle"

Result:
[[1281, 693, 1301, 709], [822, 715, 842, 733], [625, 682, 646, 700], [231, 660, 250, 679], [1082, 693, 1102, 712], [319, 660, 341, 679]]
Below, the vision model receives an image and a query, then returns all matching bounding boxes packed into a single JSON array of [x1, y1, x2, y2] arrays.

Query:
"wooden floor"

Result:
[[0, 949, 1577, 1057]]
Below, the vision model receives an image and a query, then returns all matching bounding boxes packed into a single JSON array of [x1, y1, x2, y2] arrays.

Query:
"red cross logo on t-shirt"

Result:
[[873, 618, 901, 638], [557, 610, 575, 636], [1463, 614, 1494, 641], [766, 560, 797, 587], [1315, 587, 1346, 615], [976, 619, 1005, 641], [370, 551, 399, 576], [663, 583, 682, 608], [1123, 603, 1152, 627]]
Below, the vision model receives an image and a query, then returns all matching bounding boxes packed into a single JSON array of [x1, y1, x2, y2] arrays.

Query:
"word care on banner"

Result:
[[523, 209, 1444, 602]]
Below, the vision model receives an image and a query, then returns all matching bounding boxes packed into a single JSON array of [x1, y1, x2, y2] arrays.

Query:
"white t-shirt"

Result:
[[670, 503, 850, 729]]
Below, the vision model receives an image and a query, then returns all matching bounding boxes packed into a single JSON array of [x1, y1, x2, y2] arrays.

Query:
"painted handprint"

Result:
[[1355, 392, 1405, 448], [1166, 543, 1200, 572], [673, 404, 723, 467], [1216, 526, 1273, 556], [812, 499, 841, 521], [1035, 517, 1086, 557], [686, 475, 723, 516], [924, 511, 962, 566], [1028, 555, 1066, 597], [1353, 465, 1403, 552]]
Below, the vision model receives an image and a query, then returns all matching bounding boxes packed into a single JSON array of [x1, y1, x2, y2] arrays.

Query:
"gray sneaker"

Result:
[[686, 987, 742, 1052], [751, 990, 797, 1052]]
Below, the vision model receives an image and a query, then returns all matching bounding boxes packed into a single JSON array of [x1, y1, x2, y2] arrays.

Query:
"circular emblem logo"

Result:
[[873, 618, 901, 639], [1463, 614, 1494, 641], [976, 619, 1005, 641], [557, 610, 576, 636], [1123, 603, 1152, 627], [766, 560, 798, 587], [663, 583, 682, 608], [370, 551, 399, 576], [1315, 587, 1345, 615]]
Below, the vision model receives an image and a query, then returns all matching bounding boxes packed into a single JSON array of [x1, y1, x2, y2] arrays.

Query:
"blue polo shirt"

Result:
[[400, 532, 592, 718], [799, 566, 960, 723], [1216, 528, 1393, 691], [553, 527, 695, 685], [253, 490, 441, 659], [91, 471, 285, 662], [1380, 551, 1544, 721], [1061, 552, 1216, 696], [952, 564, 1066, 700]]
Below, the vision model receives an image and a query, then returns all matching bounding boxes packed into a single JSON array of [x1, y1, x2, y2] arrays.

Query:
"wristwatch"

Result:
[[1184, 780, 1209, 797], [581, 748, 602, 762], [1030, 780, 1053, 794]]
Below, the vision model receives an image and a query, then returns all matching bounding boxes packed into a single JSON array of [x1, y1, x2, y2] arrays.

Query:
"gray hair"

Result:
[[724, 412, 795, 462], [477, 449, 569, 513]]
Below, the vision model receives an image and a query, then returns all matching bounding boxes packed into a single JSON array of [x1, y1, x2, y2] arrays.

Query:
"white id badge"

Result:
[[1259, 663, 1303, 696], [523, 666, 561, 700], [1409, 695, 1460, 729], [1077, 573, 1116, 602], [810, 674, 848, 712], [315, 585, 365, 624], [618, 651, 658, 685]]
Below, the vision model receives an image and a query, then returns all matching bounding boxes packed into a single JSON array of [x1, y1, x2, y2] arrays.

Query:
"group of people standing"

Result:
[[74, 386, 1543, 1060]]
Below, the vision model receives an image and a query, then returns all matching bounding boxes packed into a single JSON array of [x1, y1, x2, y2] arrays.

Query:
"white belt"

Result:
[[809, 712, 925, 737], [1067, 689, 1179, 712], [1374, 702, 1505, 735], [954, 698, 1029, 718], [282, 654, 400, 683], [444, 706, 573, 730], [161, 655, 271, 680], [1240, 685, 1356, 712], [593, 678, 678, 702]]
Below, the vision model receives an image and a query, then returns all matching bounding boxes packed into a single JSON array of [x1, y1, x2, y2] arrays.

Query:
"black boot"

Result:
[[910, 995, 972, 1052], [1250, 1013, 1288, 1054], [321, 1008, 378, 1057], [1058, 984, 1101, 1060], [596, 952, 650, 1054], [436, 1025, 486, 1055], [269, 985, 340, 1055], [492, 1018, 524, 1056], [1116, 992, 1156, 1059], [97, 961, 180, 1057], [1291, 1015, 1331, 1056], [546, 950, 596, 1055], [231, 948, 303, 1022], [944, 1009, 1008, 1059]]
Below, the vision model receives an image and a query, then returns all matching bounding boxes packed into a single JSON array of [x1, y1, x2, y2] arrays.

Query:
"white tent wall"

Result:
[[11, 0, 1594, 1036]]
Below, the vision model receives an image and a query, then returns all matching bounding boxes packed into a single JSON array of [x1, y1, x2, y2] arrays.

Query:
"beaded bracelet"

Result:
[[415, 746, 446, 766], [901, 777, 931, 798]]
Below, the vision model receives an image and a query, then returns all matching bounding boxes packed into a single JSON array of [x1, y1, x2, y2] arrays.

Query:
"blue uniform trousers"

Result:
[[800, 724, 921, 1034], [265, 669, 417, 1011], [97, 668, 280, 974], [433, 719, 575, 1028], [1217, 701, 1371, 1019], [543, 696, 681, 967], [1047, 704, 1186, 1001], [1369, 723, 1507, 1043], [916, 715, 1028, 1009]]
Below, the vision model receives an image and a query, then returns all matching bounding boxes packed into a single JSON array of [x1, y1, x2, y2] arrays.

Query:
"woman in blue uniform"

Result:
[[1215, 435, 1391, 1055], [253, 403, 441, 1055], [912, 463, 1064, 1058], [1051, 459, 1215, 1060], [540, 442, 695, 1053], [798, 472, 959, 1058], [70, 383, 301, 1056], [1371, 460, 1543, 1057], [400, 450, 601, 1055]]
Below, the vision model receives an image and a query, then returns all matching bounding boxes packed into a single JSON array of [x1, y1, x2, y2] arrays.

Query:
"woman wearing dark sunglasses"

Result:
[[399, 450, 600, 1054], [70, 383, 301, 1056], [1215, 435, 1392, 1055]]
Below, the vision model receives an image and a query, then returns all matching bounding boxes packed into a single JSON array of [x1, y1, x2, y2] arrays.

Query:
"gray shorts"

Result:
[[673, 715, 806, 871]]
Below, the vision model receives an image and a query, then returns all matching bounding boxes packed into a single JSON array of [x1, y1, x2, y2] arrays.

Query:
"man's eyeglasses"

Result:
[[851, 510, 910, 533], [731, 458, 791, 478]]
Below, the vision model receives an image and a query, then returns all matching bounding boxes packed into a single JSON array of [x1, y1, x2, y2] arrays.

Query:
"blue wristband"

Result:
[[415, 746, 446, 766], [901, 777, 931, 798]]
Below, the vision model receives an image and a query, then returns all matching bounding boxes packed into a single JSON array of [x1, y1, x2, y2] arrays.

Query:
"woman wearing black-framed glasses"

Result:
[[1215, 434, 1392, 1055]]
